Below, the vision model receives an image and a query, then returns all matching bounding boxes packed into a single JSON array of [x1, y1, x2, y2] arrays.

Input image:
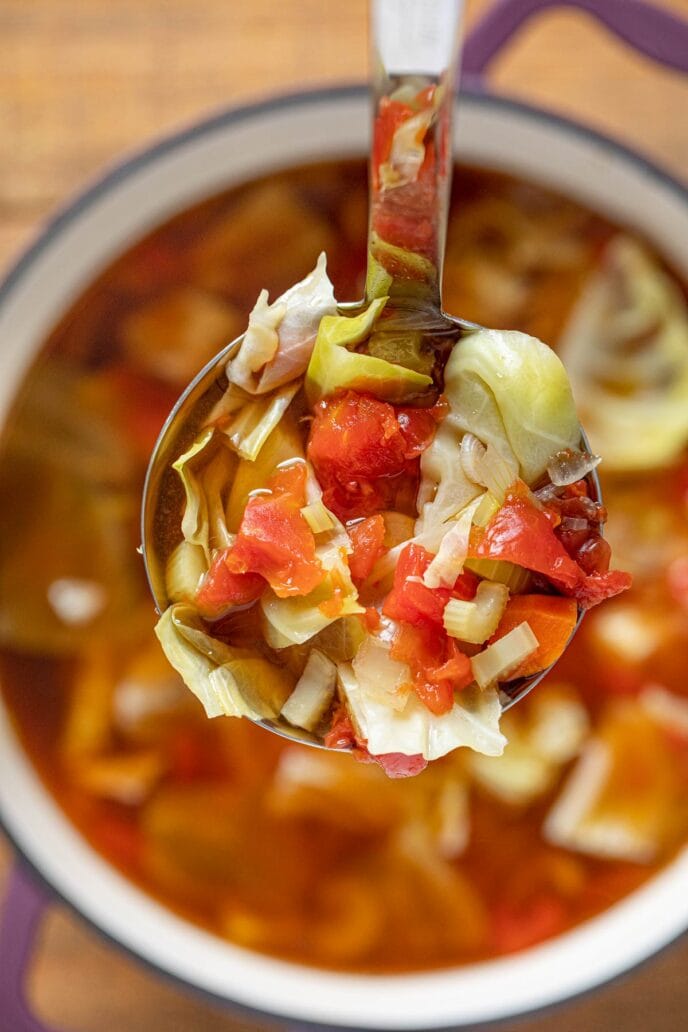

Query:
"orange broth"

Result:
[[0, 161, 687, 973]]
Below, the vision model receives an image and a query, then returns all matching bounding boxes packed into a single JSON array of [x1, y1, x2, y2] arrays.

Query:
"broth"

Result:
[[1, 161, 687, 973]]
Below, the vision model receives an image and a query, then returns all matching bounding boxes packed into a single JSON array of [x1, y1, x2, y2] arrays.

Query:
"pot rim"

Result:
[[1, 83, 687, 1031]]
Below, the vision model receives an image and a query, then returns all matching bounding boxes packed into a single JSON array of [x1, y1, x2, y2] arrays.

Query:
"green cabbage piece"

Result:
[[172, 430, 235, 562], [337, 662, 505, 760], [305, 298, 432, 405], [446, 328, 581, 486], [220, 381, 299, 461], [559, 236, 688, 471], [155, 604, 293, 719]]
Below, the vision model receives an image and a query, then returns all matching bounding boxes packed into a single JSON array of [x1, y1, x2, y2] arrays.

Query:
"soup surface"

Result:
[[1, 161, 687, 973]]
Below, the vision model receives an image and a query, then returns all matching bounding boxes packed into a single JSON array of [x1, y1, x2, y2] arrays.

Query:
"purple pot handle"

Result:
[[0, 863, 64, 1032], [463, 0, 688, 79]]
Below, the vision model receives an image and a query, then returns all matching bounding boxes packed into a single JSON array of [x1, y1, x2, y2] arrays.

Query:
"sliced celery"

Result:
[[464, 557, 533, 593], [443, 582, 509, 645]]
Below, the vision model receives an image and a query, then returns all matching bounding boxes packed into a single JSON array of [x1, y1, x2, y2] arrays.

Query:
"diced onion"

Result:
[[470, 622, 539, 689], [460, 433, 517, 502], [547, 447, 601, 487], [281, 649, 337, 731], [444, 581, 509, 645]]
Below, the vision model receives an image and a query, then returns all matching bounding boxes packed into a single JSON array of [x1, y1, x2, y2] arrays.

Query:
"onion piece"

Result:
[[422, 497, 482, 589], [470, 622, 539, 689], [547, 447, 601, 487], [281, 649, 337, 731], [460, 433, 517, 502]]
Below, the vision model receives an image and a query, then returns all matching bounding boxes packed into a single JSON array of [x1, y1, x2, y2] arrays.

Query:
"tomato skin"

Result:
[[474, 483, 583, 589], [307, 392, 438, 521], [571, 569, 632, 610], [347, 515, 387, 584], [195, 548, 265, 619], [475, 483, 631, 608], [225, 464, 323, 598], [324, 707, 357, 751], [371, 752, 428, 778]]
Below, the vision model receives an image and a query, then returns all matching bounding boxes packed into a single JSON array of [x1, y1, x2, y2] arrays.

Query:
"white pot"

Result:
[[1, 86, 688, 1030]]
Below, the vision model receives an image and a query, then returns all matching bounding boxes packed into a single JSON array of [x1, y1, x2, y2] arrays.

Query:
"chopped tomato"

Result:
[[390, 619, 472, 716], [324, 707, 357, 751], [364, 606, 382, 631], [473, 483, 583, 589], [307, 391, 438, 520], [571, 569, 633, 610], [226, 465, 323, 598], [371, 752, 428, 778], [490, 594, 578, 678], [195, 548, 265, 619], [347, 515, 387, 583], [383, 543, 478, 629]]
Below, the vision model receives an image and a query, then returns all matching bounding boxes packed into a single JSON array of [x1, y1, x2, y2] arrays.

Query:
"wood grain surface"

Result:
[[1, 1, 688, 1029]]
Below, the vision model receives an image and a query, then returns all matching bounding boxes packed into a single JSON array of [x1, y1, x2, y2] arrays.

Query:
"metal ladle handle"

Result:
[[366, 0, 467, 311]]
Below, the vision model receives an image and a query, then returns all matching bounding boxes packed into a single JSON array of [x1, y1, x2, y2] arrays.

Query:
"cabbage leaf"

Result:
[[446, 328, 581, 486], [338, 663, 506, 761], [559, 236, 688, 470], [172, 429, 236, 561], [227, 252, 336, 394], [155, 603, 293, 719], [305, 297, 432, 405], [261, 532, 363, 647]]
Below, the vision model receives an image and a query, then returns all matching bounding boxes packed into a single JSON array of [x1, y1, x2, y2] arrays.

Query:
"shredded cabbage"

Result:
[[469, 686, 588, 805], [338, 664, 506, 760], [559, 236, 688, 470], [422, 496, 483, 589], [305, 298, 432, 405], [165, 540, 207, 603], [173, 430, 235, 560], [220, 381, 299, 461], [226, 253, 336, 394], [446, 328, 581, 486], [261, 533, 364, 647], [351, 636, 412, 712], [155, 604, 293, 719]]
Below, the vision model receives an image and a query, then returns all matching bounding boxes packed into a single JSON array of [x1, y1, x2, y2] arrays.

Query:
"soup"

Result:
[[1, 162, 687, 973]]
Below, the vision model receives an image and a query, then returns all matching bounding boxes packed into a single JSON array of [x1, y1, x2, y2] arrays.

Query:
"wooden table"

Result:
[[1, 1, 688, 1028]]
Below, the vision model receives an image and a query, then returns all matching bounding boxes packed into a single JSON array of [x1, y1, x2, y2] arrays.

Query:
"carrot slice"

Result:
[[490, 594, 578, 678]]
